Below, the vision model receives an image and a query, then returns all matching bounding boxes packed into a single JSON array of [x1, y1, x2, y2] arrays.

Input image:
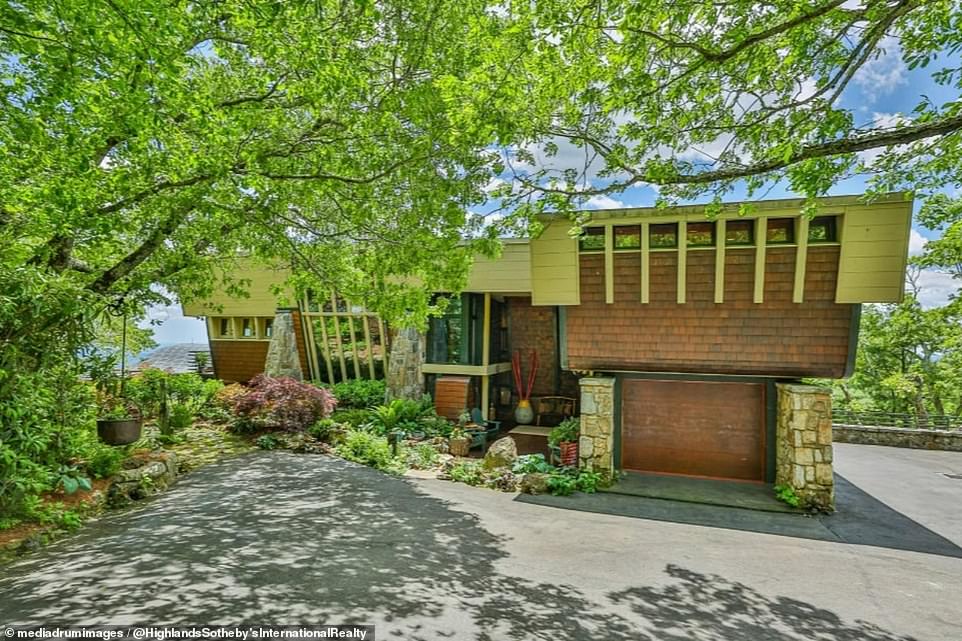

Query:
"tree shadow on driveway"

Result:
[[518, 473, 962, 559], [0, 453, 918, 641]]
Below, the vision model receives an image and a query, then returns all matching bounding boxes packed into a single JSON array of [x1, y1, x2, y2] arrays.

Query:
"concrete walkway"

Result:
[[1, 448, 961, 640]]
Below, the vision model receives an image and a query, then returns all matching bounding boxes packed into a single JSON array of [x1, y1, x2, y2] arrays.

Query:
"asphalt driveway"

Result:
[[1, 448, 961, 640]]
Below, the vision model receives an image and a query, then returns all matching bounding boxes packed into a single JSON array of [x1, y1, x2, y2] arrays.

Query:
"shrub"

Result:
[[419, 415, 453, 438], [256, 434, 280, 450], [330, 408, 371, 428], [404, 442, 441, 469], [85, 446, 125, 479], [546, 468, 604, 496], [308, 417, 339, 441], [366, 397, 436, 435], [227, 375, 336, 433], [168, 403, 194, 429], [548, 417, 580, 447], [330, 379, 386, 409], [213, 383, 248, 409], [335, 430, 403, 473], [448, 460, 483, 486], [512, 454, 554, 475], [774, 484, 801, 508]]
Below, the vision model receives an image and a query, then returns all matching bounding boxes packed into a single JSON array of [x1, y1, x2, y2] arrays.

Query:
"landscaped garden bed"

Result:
[[2, 373, 607, 566]]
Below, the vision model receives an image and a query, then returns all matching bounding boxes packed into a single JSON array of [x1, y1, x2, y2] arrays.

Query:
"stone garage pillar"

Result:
[[776, 384, 835, 511], [264, 310, 304, 381], [386, 327, 425, 401], [578, 377, 616, 475]]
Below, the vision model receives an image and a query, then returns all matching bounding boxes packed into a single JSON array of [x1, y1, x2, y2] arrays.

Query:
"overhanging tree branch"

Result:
[[88, 206, 195, 294]]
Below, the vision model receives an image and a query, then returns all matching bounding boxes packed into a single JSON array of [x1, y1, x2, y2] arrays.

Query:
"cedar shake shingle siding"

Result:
[[210, 340, 270, 383], [210, 311, 311, 383], [565, 246, 854, 377]]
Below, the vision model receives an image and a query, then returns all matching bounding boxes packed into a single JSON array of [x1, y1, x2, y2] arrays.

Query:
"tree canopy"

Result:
[[3, 0, 962, 327], [1, 0, 512, 330], [460, 0, 962, 212]]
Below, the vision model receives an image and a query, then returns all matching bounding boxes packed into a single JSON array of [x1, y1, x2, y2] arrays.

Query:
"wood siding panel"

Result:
[[530, 221, 580, 305], [210, 341, 270, 383], [621, 379, 765, 481], [836, 201, 912, 303], [466, 243, 531, 293], [182, 258, 293, 317]]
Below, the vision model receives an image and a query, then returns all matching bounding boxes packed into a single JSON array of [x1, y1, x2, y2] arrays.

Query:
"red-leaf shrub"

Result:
[[228, 375, 336, 433]]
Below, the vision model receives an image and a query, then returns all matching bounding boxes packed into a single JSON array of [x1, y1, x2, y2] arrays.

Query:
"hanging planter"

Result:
[[511, 349, 539, 425], [95, 295, 142, 446], [97, 417, 143, 446]]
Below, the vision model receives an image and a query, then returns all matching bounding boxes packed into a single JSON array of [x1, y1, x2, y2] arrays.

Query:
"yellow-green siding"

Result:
[[181, 259, 293, 317], [465, 241, 531, 293], [836, 200, 912, 303], [530, 221, 580, 306]]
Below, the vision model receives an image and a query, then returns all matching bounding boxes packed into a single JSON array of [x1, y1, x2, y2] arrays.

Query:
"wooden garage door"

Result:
[[621, 379, 765, 481]]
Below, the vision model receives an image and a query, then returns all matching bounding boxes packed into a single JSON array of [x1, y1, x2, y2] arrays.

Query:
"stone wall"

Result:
[[386, 327, 424, 401], [776, 384, 834, 511], [107, 451, 178, 508], [578, 377, 615, 475], [833, 425, 962, 451]]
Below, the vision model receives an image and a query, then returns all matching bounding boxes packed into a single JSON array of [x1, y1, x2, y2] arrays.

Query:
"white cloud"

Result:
[[908, 227, 928, 256], [141, 302, 208, 346], [584, 194, 627, 210], [853, 36, 908, 101], [914, 269, 959, 309], [857, 112, 911, 167]]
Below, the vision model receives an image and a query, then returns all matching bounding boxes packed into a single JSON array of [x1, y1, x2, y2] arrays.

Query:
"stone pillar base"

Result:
[[386, 327, 424, 401], [578, 377, 615, 475], [776, 383, 834, 511]]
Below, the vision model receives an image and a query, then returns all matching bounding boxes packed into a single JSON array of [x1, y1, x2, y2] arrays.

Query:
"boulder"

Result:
[[518, 472, 550, 495], [483, 437, 518, 469]]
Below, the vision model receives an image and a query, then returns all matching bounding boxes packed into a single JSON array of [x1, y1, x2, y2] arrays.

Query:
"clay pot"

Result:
[[514, 399, 534, 425]]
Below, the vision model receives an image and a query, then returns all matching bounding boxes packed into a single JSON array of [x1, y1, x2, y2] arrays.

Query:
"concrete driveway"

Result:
[[1, 447, 961, 640]]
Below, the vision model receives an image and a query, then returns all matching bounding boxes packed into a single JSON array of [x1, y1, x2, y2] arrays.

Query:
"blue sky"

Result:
[[145, 36, 958, 346]]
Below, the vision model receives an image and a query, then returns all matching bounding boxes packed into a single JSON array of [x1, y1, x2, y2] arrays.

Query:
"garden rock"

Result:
[[107, 451, 178, 508], [519, 472, 550, 495], [483, 437, 517, 469]]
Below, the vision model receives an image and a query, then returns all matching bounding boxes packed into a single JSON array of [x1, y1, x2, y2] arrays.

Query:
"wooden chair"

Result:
[[470, 408, 501, 450], [535, 396, 577, 426]]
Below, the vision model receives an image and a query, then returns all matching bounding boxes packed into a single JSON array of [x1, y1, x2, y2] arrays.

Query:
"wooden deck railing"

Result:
[[832, 409, 962, 431]]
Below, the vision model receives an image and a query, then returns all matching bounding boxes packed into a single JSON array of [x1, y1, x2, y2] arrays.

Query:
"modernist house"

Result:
[[183, 193, 912, 508]]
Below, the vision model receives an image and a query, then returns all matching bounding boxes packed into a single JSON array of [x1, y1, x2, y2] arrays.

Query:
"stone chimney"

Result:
[[264, 309, 304, 380]]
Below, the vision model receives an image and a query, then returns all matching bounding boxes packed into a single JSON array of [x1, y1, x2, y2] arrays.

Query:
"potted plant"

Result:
[[511, 349, 539, 424], [549, 417, 580, 466], [448, 425, 471, 457], [96, 391, 143, 446]]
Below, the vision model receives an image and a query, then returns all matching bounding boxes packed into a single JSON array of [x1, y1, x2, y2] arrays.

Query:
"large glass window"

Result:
[[725, 220, 754, 245], [426, 294, 485, 365], [766, 218, 795, 244], [614, 225, 641, 250], [808, 216, 838, 243], [650, 223, 679, 248], [579, 227, 605, 252], [687, 222, 715, 247]]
